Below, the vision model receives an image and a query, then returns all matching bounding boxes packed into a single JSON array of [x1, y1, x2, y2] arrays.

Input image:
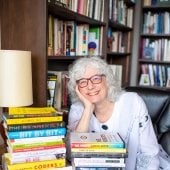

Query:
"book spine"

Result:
[[6, 122, 65, 132], [7, 127, 66, 139], [9, 144, 65, 153], [9, 147, 66, 158], [9, 140, 64, 150], [9, 107, 56, 115], [5, 153, 66, 164], [71, 148, 126, 153], [72, 157, 125, 164], [71, 143, 124, 148], [5, 116, 63, 125], [71, 152, 127, 158], [7, 158, 66, 170], [9, 135, 64, 144]]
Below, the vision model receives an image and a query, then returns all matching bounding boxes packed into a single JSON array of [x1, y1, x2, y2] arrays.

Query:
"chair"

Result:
[[125, 86, 170, 155]]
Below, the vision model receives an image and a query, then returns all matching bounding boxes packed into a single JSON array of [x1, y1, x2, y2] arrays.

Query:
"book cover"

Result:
[[7, 127, 66, 139], [6, 158, 66, 170], [70, 132, 124, 148], [88, 27, 100, 55]]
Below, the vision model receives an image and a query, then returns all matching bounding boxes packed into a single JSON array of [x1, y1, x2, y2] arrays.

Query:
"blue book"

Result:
[[7, 127, 66, 139]]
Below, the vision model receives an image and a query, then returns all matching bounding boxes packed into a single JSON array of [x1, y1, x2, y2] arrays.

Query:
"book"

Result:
[[71, 147, 127, 153], [75, 167, 120, 170], [70, 132, 124, 148], [3, 115, 63, 125], [4, 121, 65, 132], [8, 107, 57, 115], [7, 143, 65, 153], [6, 158, 66, 170], [6, 127, 66, 139], [71, 152, 127, 158], [9, 135, 65, 144], [5, 147, 66, 158], [7, 140, 65, 152], [4, 152, 66, 164], [72, 157, 125, 167], [88, 27, 100, 55]]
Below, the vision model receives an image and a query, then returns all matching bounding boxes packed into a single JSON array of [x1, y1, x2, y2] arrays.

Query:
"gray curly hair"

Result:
[[68, 57, 122, 103]]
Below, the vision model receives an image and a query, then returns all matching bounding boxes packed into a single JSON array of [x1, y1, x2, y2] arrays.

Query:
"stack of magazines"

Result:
[[70, 132, 128, 170]]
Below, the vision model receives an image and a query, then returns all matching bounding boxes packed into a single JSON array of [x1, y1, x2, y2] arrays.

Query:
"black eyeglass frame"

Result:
[[76, 74, 105, 88]]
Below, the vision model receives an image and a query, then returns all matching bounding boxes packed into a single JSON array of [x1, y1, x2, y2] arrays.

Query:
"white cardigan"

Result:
[[68, 92, 160, 170]]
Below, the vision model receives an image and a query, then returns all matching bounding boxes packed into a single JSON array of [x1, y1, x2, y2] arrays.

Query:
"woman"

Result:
[[67, 56, 160, 169]]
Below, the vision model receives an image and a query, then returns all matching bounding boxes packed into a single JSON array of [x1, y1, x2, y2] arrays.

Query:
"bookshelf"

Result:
[[0, 0, 136, 107], [107, 0, 136, 87], [138, 0, 170, 88]]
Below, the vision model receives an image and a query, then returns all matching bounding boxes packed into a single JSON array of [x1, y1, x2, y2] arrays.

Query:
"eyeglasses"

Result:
[[76, 74, 105, 88]]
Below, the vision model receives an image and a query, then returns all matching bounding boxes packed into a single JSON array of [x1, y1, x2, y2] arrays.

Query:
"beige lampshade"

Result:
[[0, 50, 33, 107]]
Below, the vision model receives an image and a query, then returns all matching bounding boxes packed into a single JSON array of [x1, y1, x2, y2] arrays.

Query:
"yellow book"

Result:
[[8, 107, 57, 115], [7, 158, 66, 170], [4, 116, 63, 125]]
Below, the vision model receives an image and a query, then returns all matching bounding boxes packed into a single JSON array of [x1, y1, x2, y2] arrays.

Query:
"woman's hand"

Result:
[[75, 85, 94, 113]]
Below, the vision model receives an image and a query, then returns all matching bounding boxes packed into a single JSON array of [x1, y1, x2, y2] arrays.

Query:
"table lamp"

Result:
[[0, 50, 33, 107], [0, 50, 33, 146]]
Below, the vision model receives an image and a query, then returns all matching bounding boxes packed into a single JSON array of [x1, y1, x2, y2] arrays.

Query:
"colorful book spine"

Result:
[[8, 147, 66, 158], [8, 140, 64, 151], [4, 152, 66, 164], [71, 148, 127, 153], [4, 153, 66, 165], [7, 127, 66, 139], [8, 107, 57, 115], [5, 122, 65, 132], [7, 158, 66, 170], [9, 135, 65, 144], [8, 144, 65, 153], [3, 115, 63, 125], [71, 142, 124, 148]]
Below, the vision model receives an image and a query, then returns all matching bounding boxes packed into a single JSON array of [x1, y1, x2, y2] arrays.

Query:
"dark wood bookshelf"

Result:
[[0, 0, 136, 106]]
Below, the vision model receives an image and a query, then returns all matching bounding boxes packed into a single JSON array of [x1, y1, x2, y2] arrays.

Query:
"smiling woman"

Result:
[[66, 56, 164, 170]]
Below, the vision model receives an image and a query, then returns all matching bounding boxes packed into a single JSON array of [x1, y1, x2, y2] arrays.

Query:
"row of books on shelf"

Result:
[[48, 0, 105, 22], [47, 71, 70, 110], [108, 28, 131, 53], [143, 11, 170, 34], [143, 0, 170, 6], [139, 64, 170, 87], [48, 15, 103, 56], [1, 107, 68, 170], [70, 132, 127, 169], [141, 38, 170, 62], [109, 0, 134, 27]]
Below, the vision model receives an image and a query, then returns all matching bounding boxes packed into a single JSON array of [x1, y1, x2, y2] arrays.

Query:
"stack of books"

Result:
[[70, 132, 127, 170], [1, 107, 67, 170]]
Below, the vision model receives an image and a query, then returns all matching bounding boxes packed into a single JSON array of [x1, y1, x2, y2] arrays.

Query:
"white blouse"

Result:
[[68, 92, 160, 170]]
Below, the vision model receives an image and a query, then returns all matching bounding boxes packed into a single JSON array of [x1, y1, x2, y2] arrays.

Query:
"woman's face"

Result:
[[77, 67, 108, 104]]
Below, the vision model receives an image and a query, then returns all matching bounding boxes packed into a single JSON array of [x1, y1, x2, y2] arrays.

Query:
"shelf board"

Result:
[[107, 52, 131, 56], [143, 6, 170, 12], [141, 34, 170, 38], [109, 21, 133, 31], [48, 3, 106, 26], [139, 59, 170, 64]]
